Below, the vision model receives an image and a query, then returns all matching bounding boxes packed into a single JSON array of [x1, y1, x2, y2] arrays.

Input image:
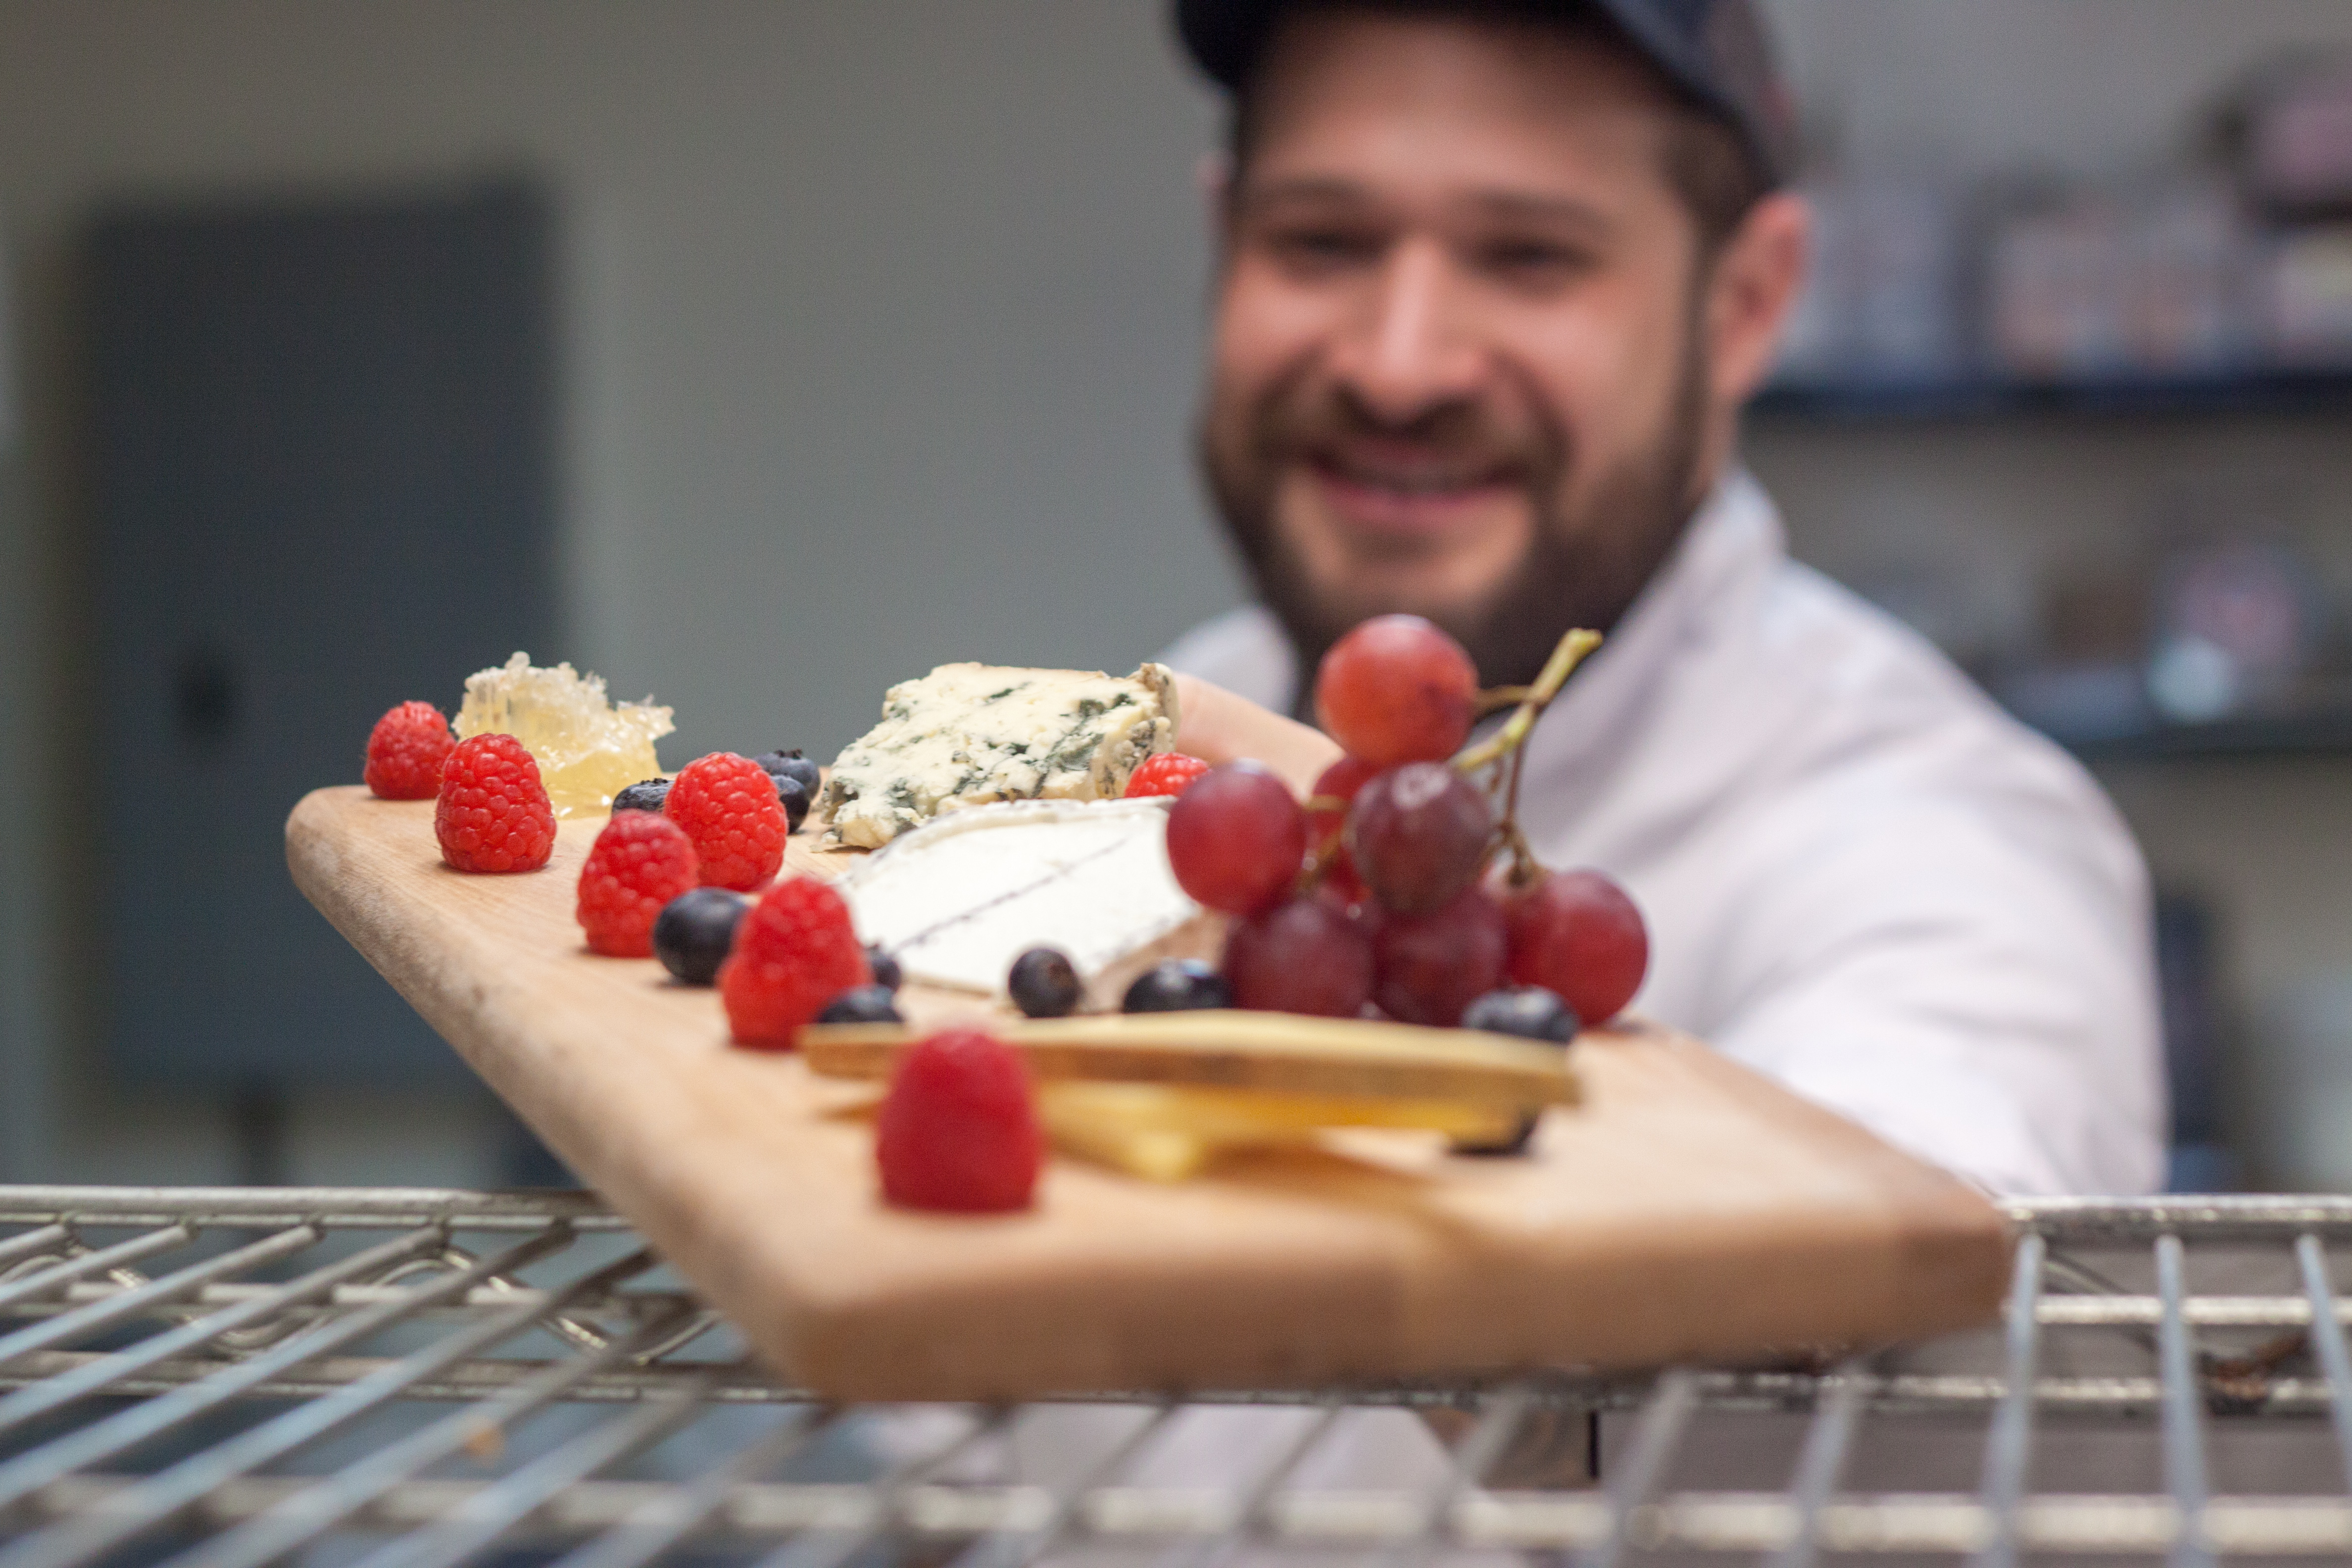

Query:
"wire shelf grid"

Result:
[[5, 1185, 2352, 1565]]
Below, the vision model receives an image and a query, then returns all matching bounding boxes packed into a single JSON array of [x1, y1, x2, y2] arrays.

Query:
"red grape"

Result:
[[1305, 755, 1380, 906], [1315, 615, 1480, 768], [1346, 761, 1495, 914], [1505, 869, 1648, 1024], [1164, 761, 1308, 915], [1223, 893, 1374, 1018], [1372, 885, 1507, 1027]]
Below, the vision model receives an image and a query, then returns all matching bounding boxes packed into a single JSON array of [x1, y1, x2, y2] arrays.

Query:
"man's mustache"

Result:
[[1252, 385, 1562, 492]]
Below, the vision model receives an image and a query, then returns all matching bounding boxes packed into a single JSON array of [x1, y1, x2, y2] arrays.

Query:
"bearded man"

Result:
[[1161, 0, 2163, 1196]]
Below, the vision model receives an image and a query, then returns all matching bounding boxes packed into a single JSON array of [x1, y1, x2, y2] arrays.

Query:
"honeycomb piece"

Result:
[[454, 652, 674, 817]]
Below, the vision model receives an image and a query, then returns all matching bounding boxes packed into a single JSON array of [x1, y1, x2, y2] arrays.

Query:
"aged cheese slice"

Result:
[[818, 662, 1178, 848], [1035, 1084, 1525, 1183], [802, 1011, 1579, 1110], [834, 797, 1208, 998]]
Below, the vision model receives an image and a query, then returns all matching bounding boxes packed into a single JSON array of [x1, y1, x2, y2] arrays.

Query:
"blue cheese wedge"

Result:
[[818, 662, 1180, 848]]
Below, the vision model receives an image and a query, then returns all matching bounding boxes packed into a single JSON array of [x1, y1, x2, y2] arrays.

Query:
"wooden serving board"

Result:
[[288, 785, 2010, 1399]]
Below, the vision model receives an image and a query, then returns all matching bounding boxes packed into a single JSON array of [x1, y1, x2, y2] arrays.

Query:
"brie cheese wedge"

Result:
[[818, 662, 1178, 848], [834, 797, 1214, 1002]]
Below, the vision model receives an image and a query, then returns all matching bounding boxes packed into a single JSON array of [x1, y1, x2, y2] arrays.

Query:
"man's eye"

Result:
[[1264, 226, 1383, 270], [1474, 239, 1586, 285]]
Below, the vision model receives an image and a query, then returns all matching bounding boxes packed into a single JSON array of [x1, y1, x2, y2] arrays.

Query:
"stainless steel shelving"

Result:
[[7, 1186, 2352, 1565]]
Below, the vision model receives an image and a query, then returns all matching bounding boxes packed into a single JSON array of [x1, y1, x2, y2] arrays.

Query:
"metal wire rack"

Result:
[[7, 1187, 2352, 1566]]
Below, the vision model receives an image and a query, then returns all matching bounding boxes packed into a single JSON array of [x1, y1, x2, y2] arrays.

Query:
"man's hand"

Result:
[[1172, 673, 1342, 797]]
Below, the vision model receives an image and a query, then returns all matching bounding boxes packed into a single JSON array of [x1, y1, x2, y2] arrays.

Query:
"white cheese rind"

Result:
[[818, 662, 1178, 848], [834, 797, 1204, 995]]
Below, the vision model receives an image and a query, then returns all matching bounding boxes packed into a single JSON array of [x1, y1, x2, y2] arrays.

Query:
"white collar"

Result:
[[1527, 469, 1786, 759], [1202, 470, 1786, 729]]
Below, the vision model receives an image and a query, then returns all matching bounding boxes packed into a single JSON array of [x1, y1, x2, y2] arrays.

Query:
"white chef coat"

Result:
[[1160, 470, 2165, 1197]]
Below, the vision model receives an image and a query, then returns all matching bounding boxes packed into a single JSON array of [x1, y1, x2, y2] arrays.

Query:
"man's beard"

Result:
[[1199, 328, 1711, 702]]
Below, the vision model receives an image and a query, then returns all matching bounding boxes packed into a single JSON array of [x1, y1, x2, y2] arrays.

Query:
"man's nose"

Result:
[[1329, 239, 1485, 425]]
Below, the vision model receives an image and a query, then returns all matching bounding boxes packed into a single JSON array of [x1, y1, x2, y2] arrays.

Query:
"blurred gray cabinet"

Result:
[[88, 181, 557, 1087]]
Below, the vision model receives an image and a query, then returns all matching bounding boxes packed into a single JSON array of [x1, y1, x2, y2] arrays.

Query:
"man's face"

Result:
[[1199, 7, 1716, 689]]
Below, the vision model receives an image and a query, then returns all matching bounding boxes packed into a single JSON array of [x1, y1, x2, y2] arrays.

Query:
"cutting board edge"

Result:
[[767, 1238, 2013, 1402]]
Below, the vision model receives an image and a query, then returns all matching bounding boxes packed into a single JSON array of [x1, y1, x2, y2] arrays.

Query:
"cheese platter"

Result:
[[296, 644, 2013, 1397], [292, 767, 2010, 1398]]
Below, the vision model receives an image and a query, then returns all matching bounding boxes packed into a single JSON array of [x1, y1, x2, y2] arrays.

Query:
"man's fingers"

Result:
[[1172, 673, 1342, 797]]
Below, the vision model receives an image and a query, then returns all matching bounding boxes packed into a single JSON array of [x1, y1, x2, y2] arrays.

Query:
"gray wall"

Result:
[[0, 1, 1234, 1180], [0, 227, 48, 1176], [5, 0, 2352, 1183], [0, 0, 1237, 758]]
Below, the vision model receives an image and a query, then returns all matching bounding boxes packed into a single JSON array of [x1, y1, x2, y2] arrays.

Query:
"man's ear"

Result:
[[1704, 190, 1811, 408], [1199, 150, 1235, 248]]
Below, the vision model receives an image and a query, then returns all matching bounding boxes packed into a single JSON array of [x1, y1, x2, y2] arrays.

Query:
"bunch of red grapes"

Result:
[[1165, 616, 1647, 1031]]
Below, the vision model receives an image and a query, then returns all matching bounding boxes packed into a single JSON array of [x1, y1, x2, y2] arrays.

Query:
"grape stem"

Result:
[[1297, 794, 1351, 891], [1298, 627, 1600, 899], [1456, 627, 1601, 887], [1452, 629, 1601, 775]]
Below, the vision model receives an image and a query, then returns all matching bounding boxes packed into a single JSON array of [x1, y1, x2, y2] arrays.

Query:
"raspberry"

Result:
[[665, 752, 789, 892], [876, 1028, 1041, 1212], [1124, 751, 1211, 799], [364, 701, 455, 799], [576, 812, 699, 957], [720, 877, 871, 1048], [435, 734, 557, 873]]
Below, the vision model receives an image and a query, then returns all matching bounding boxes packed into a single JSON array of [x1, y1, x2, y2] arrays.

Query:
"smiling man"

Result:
[[1162, 0, 2164, 1196]]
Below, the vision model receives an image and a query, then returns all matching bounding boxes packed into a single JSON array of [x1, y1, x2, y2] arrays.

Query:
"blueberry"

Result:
[[1453, 986, 1577, 1157], [651, 887, 749, 985], [866, 945, 903, 993], [612, 778, 671, 813], [817, 984, 903, 1025], [1461, 986, 1579, 1045], [774, 774, 810, 833], [1008, 946, 1083, 1018], [755, 749, 824, 800], [1452, 1114, 1542, 1158], [1121, 959, 1231, 1014]]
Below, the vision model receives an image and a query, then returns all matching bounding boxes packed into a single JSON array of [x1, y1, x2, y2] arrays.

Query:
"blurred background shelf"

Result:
[[1756, 368, 2352, 423], [2039, 708, 2352, 761]]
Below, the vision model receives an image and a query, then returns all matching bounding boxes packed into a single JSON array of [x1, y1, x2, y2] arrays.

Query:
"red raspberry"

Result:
[[666, 752, 788, 892], [576, 812, 699, 957], [1124, 752, 1212, 799], [364, 701, 455, 799], [876, 1028, 1041, 1212], [435, 734, 557, 873], [720, 876, 871, 1048]]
